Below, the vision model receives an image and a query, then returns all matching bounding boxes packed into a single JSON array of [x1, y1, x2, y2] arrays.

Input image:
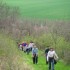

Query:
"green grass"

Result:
[[20, 51, 70, 70], [0, 33, 70, 70], [2, 0, 70, 20], [0, 33, 33, 70]]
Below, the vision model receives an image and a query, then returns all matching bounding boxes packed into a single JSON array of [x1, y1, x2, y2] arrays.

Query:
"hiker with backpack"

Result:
[[47, 48, 58, 70], [45, 46, 50, 64], [32, 45, 38, 64]]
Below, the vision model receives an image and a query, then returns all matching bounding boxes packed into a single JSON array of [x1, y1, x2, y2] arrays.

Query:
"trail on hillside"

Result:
[[0, 34, 70, 70], [20, 50, 70, 70]]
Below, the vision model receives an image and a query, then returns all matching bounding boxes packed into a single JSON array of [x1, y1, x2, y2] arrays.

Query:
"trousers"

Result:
[[33, 54, 38, 64], [48, 57, 54, 70]]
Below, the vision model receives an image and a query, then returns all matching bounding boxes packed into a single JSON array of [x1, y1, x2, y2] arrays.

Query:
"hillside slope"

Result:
[[3, 0, 70, 20], [0, 34, 33, 70], [0, 33, 70, 70]]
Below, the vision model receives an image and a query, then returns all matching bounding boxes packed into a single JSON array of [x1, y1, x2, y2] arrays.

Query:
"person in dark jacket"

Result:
[[45, 46, 50, 64]]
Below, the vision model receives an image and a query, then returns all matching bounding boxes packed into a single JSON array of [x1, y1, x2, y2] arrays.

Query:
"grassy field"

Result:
[[2, 0, 70, 20], [21, 51, 70, 70], [0, 33, 70, 70]]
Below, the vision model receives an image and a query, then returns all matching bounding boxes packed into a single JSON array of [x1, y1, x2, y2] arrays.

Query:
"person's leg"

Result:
[[33, 56, 35, 64], [45, 53, 48, 64], [46, 57, 48, 64], [26, 49, 29, 54], [36, 56, 38, 64], [51, 59, 54, 70], [30, 47, 32, 52], [33, 57, 34, 64], [23, 46, 25, 51], [22, 47, 23, 51], [48, 59, 51, 70], [28, 48, 30, 54]]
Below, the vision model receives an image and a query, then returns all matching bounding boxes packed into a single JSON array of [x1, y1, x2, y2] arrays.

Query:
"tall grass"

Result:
[[0, 33, 33, 70]]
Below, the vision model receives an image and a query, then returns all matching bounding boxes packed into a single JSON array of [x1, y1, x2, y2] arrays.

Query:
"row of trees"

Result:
[[0, 2, 70, 42]]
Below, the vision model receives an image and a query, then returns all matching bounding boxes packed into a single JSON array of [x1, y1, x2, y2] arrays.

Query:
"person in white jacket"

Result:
[[47, 48, 58, 70], [26, 41, 34, 54]]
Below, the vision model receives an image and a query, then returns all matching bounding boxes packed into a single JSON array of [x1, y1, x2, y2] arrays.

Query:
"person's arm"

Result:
[[54, 51, 58, 60], [47, 51, 49, 62], [32, 48, 34, 57]]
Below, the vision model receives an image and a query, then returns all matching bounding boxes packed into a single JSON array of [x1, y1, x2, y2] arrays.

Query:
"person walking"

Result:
[[47, 48, 58, 70], [45, 46, 50, 64], [32, 45, 38, 64], [28, 41, 34, 51], [26, 41, 34, 54]]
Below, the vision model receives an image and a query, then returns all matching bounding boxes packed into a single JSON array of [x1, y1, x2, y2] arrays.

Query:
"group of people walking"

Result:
[[18, 41, 34, 54], [18, 41, 58, 70], [18, 41, 38, 64]]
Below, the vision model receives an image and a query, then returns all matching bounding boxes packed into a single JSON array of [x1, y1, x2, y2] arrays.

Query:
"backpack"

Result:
[[54, 59, 57, 64]]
